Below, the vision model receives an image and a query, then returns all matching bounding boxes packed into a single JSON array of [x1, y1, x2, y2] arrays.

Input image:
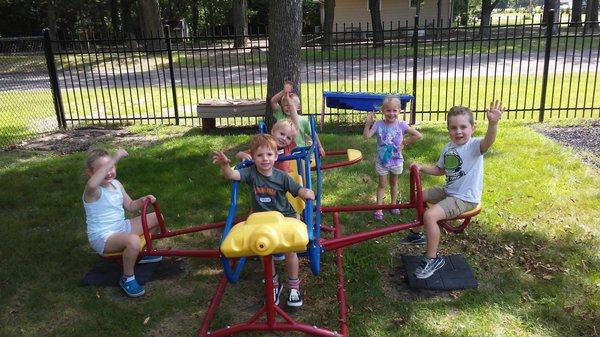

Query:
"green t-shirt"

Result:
[[273, 107, 311, 147], [238, 165, 302, 217]]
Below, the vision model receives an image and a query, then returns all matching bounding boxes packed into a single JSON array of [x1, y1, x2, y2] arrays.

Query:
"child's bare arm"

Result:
[[236, 150, 252, 161], [403, 126, 423, 147], [122, 186, 156, 213], [480, 100, 504, 153], [212, 151, 241, 180], [415, 163, 444, 176], [363, 112, 376, 139], [84, 149, 127, 202], [298, 187, 315, 200], [270, 81, 294, 110]]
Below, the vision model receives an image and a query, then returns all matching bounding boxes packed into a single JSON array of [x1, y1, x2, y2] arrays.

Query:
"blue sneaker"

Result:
[[274, 283, 283, 306], [138, 255, 163, 264], [119, 277, 145, 297], [414, 255, 445, 279]]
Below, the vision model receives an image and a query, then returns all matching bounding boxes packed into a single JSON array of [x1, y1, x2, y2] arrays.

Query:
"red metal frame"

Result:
[[317, 150, 363, 170], [124, 164, 479, 336]]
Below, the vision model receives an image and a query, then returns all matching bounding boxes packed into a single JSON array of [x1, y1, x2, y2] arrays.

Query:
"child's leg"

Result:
[[104, 232, 142, 277], [389, 173, 399, 204], [285, 252, 303, 307], [423, 204, 446, 258], [129, 212, 159, 235], [284, 252, 299, 279], [376, 175, 388, 207]]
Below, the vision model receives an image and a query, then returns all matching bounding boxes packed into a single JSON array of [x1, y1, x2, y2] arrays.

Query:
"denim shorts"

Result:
[[88, 219, 132, 254]]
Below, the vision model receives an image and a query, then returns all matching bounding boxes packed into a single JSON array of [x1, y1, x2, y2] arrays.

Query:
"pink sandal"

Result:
[[374, 210, 384, 221]]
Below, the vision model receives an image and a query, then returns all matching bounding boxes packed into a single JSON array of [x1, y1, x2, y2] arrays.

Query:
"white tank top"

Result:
[[83, 179, 125, 241]]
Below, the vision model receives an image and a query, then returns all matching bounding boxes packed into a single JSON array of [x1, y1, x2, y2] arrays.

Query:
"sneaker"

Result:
[[390, 208, 401, 215], [138, 255, 163, 264], [273, 282, 283, 306], [119, 277, 145, 297], [400, 231, 427, 245], [414, 255, 445, 279], [374, 210, 384, 221], [287, 288, 303, 307], [273, 253, 286, 261]]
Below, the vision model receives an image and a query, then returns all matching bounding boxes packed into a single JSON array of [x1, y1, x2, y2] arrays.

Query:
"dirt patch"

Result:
[[5, 126, 161, 154], [534, 120, 600, 169]]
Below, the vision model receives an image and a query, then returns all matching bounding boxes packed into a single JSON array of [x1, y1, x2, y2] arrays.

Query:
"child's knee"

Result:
[[125, 234, 141, 250]]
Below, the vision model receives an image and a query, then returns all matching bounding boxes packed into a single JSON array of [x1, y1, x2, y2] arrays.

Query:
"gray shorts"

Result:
[[424, 187, 478, 219], [88, 219, 132, 254], [375, 161, 403, 176]]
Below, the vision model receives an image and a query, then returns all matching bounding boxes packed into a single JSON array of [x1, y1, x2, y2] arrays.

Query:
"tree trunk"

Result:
[[479, 0, 500, 37], [121, 0, 133, 39], [368, 0, 384, 47], [191, 0, 199, 36], [110, 0, 120, 37], [266, 0, 303, 127], [322, 0, 335, 51], [233, 0, 250, 48], [570, 0, 582, 26], [585, 0, 599, 29], [137, 0, 164, 50], [47, 0, 57, 39]]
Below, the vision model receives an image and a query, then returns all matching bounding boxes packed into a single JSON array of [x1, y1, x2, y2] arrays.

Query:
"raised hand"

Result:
[[487, 100, 504, 124], [365, 112, 375, 124], [114, 148, 128, 160], [212, 151, 231, 166], [283, 80, 294, 93]]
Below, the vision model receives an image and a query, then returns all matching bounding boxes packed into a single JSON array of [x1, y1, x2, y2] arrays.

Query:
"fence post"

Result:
[[164, 25, 179, 125], [42, 28, 66, 129], [410, 15, 419, 125], [539, 9, 555, 123]]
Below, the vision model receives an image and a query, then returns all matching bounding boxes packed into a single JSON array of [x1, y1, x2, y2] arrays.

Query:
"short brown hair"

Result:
[[447, 106, 474, 126], [86, 148, 109, 170], [272, 119, 298, 138], [249, 134, 277, 155]]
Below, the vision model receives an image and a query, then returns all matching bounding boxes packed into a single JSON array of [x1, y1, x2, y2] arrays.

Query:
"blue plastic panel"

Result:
[[323, 91, 414, 111]]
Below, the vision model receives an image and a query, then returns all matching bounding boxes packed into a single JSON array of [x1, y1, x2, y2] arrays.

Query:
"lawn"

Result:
[[0, 120, 598, 336]]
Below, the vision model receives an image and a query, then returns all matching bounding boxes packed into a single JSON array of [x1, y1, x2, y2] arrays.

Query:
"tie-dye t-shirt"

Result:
[[372, 120, 408, 168]]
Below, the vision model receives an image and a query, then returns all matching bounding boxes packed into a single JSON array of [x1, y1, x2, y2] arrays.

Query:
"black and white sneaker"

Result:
[[287, 288, 303, 307], [400, 231, 427, 245], [273, 283, 283, 306], [414, 255, 445, 279]]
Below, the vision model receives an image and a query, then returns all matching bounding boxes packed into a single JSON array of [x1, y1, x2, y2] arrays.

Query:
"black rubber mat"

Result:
[[402, 254, 478, 290], [81, 257, 184, 287]]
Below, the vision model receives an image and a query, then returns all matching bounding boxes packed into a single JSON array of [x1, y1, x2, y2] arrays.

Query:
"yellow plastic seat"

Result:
[[286, 170, 306, 214], [101, 235, 147, 258], [220, 211, 309, 258], [347, 148, 362, 162]]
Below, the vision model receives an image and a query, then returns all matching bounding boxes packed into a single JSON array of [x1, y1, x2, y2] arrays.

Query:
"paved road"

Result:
[[1, 49, 598, 93]]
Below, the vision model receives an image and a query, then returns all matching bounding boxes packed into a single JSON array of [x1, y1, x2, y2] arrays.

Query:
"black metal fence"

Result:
[[1, 13, 599, 147], [0, 36, 60, 147]]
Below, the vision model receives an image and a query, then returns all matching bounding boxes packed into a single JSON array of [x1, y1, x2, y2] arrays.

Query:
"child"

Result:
[[236, 119, 298, 174], [83, 148, 162, 297], [412, 100, 504, 279], [363, 95, 423, 221], [213, 134, 315, 307], [271, 81, 326, 157]]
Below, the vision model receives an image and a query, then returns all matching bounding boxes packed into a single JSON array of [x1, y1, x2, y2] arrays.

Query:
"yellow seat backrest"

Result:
[[220, 211, 309, 258], [286, 169, 306, 214]]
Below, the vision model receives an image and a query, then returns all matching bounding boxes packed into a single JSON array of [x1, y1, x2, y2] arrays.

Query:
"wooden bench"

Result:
[[197, 99, 265, 131]]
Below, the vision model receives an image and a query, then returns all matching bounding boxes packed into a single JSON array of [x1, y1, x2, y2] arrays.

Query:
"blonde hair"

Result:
[[380, 95, 401, 112], [249, 134, 278, 155], [272, 119, 298, 138], [85, 148, 109, 170], [447, 106, 474, 126]]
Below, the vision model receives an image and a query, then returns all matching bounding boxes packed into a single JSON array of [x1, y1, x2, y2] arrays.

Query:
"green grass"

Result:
[[0, 121, 598, 336]]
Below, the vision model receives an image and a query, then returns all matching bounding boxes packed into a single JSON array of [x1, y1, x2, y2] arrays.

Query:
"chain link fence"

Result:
[[0, 37, 59, 148]]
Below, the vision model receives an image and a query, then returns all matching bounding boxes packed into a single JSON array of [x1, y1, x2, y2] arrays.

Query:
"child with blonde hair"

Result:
[[363, 95, 423, 221], [237, 119, 298, 173], [83, 148, 162, 297]]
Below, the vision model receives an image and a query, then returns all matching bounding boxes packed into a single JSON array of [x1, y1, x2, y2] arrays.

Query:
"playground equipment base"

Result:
[[81, 257, 184, 287], [402, 254, 478, 290]]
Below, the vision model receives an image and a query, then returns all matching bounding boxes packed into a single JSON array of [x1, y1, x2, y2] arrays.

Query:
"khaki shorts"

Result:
[[375, 161, 403, 176], [424, 186, 478, 219]]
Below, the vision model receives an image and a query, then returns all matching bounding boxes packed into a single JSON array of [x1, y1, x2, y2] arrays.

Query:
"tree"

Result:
[[480, 0, 501, 37], [138, 0, 164, 48], [322, 0, 335, 51], [570, 0, 583, 26], [233, 0, 250, 47], [585, 0, 599, 29], [368, 0, 384, 47], [266, 0, 303, 127]]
